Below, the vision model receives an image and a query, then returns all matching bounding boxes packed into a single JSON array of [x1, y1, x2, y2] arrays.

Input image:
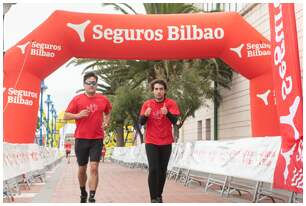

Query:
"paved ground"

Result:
[[4, 156, 278, 203]]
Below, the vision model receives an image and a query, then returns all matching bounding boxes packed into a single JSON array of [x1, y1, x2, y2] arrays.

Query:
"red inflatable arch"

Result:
[[4, 11, 280, 143]]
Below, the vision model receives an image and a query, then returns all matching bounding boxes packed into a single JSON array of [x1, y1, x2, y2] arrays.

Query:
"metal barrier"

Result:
[[3, 156, 64, 202], [110, 140, 302, 203]]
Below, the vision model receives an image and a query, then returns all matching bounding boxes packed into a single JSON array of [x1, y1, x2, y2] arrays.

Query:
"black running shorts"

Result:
[[75, 138, 103, 166]]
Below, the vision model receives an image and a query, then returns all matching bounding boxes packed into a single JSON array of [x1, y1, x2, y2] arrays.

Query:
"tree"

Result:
[[103, 3, 201, 14], [70, 3, 233, 143], [101, 3, 233, 141], [109, 85, 148, 144]]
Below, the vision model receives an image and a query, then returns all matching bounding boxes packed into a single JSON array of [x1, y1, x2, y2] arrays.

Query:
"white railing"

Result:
[[3, 143, 64, 180], [111, 136, 281, 183]]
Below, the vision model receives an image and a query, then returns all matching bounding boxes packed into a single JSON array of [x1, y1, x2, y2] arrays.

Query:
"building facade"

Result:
[[179, 3, 303, 142]]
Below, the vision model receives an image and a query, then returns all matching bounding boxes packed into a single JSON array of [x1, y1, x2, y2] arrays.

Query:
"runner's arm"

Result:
[[139, 115, 148, 125], [63, 112, 80, 120], [104, 112, 111, 127], [166, 112, 179, 124]]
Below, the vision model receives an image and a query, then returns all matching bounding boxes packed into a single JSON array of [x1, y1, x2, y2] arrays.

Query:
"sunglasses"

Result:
[[84, 81, 97, 86]]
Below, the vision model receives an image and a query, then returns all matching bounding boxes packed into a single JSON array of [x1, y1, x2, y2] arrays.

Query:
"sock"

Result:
[[80, 186, 87, 197], [89, 190, 96, 199]]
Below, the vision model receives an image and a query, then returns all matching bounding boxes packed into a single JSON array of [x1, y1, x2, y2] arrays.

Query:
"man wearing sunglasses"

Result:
[[64, 72, 112, 203]]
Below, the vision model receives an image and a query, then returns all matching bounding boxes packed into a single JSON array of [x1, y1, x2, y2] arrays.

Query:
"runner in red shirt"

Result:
[[64, 141, 72, 164], [64, 72, 112, 203], [139, 79, 180, 203]]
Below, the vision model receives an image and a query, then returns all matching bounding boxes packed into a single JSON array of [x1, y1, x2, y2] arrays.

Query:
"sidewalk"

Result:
[[7, 156, 253, 203]]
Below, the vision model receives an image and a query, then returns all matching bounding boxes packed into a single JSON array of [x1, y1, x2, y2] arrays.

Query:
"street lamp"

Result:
[[39, 80, 48, 146], [53, 111, 58, 148], [50, 103, 55, 147], [45, 94, 52, 147], [212, 58, 219, 141]]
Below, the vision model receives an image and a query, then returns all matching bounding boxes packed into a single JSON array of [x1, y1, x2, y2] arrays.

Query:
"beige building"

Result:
[[179, 3, 303, 142]]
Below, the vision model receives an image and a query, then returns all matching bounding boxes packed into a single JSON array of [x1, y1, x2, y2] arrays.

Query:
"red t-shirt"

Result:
[[64, 142, 72, 151], [140, 98, 180, 145], [65, 93, 112, 139]]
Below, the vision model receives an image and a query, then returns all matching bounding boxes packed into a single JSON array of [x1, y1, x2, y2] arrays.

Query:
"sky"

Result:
[[3, 2, 145, 113]]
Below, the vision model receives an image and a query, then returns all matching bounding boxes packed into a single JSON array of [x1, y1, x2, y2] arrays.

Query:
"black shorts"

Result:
[[75, 138, 103, 166]]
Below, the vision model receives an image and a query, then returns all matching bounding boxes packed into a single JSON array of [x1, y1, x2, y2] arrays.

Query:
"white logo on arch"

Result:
[[230, 43, 244, 58], [67, 20, 91, 42], [256, 90, 271, 106], [17, 41, 30, 54]]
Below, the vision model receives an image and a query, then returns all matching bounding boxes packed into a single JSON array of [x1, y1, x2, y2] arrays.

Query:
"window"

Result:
[[205, 119, 211, 140], [197, 120, 202, 140], [197, 3, 248, 12]]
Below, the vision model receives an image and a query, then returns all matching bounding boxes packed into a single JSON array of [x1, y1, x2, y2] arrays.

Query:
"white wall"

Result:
[[218, 72, 251, 139], [180, 3, 303, 142], [179, 100, 213, 142]]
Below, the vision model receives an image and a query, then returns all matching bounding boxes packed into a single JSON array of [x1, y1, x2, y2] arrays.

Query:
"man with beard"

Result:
[[139, 79, 180, 203]]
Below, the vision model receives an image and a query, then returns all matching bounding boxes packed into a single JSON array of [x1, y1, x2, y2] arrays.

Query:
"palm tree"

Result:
[[109, 85, 148, 144], [102, 3, 233, 141], [70, 3, 233, 142], [103, 3, 201, 14], [102, 3, 232, 95]]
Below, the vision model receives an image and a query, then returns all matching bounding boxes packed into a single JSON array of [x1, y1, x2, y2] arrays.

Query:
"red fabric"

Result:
[[64, 142, 72, 151], [4, 11, 281, 143], [140, 98, 180, 145], [65, 93, 112, 139], [269, 3, 303, 193]]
